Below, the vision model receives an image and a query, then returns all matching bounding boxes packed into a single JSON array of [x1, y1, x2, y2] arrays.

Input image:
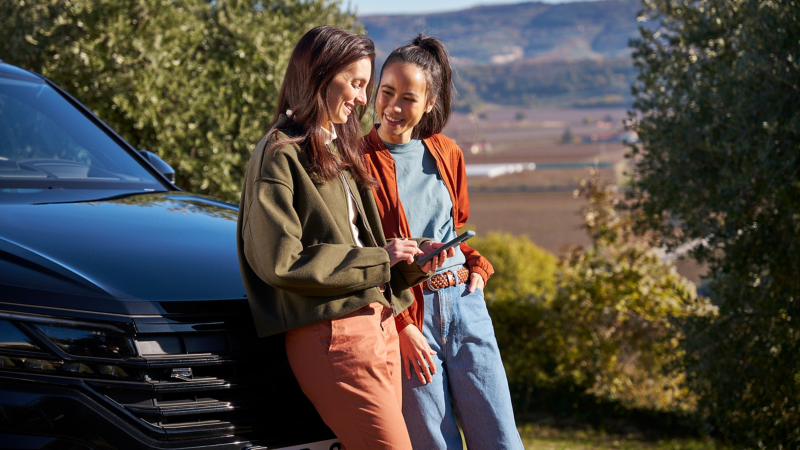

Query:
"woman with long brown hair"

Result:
[[237, 26, 438, 449]]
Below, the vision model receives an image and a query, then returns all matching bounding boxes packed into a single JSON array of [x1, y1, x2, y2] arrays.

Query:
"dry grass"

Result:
[[467, 191, 591, 253]]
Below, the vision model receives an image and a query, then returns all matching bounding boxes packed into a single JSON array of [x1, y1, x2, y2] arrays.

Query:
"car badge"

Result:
[[170, 367, 193, 381]]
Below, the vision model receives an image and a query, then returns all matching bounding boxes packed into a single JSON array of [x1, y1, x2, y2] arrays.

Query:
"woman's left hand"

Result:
[[468, 272, 485, 293]]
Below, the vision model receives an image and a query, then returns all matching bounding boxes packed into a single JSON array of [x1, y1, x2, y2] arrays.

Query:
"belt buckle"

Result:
[[426, 279, 441, 292], [427, 271, 453, 292], [427, 274, 443, 292]]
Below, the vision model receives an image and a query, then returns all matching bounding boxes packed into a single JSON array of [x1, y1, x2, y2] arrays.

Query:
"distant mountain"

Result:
[[359, 0, 643, 66], [359, 0, 645, 107]]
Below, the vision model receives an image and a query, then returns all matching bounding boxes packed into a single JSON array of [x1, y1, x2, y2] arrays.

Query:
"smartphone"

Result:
[[417, 230, 476, 265]]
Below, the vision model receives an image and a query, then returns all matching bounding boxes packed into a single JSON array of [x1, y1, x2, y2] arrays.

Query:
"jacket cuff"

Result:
[[468, 260, 492, 283], [394, 312, 415, 333]]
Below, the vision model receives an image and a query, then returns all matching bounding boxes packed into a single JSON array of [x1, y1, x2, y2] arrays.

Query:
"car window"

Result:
[[0, 75, 165, 190]]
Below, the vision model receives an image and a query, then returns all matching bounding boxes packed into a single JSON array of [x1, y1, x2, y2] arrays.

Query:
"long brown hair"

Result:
[[269, 25, 376, 186], [380, 34, 452, 139]]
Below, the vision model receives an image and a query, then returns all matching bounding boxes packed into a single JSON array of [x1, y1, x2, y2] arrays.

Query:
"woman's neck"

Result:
[[377, 126, 414, 146]]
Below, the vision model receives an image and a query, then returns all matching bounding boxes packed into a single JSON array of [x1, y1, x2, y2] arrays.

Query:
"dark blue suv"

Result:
[[0, 62, 338, 450]]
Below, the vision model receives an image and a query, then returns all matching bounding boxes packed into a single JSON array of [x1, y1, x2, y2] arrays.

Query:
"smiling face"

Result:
[[325, 57, 372, 125], [375, 62, 435, 145]]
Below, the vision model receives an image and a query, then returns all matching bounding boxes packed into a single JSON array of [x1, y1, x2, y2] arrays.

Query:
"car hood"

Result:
[[0, 192, 246, 309]]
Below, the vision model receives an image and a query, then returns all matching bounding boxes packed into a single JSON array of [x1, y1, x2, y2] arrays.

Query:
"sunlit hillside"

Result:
[[359, 0, 645, 107]]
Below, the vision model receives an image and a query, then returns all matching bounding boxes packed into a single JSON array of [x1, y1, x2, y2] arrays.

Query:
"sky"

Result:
[[345, 0, 593, 16]]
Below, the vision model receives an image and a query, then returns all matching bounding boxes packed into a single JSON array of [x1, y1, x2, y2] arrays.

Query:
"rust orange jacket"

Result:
[[361, 126, 494, 332]]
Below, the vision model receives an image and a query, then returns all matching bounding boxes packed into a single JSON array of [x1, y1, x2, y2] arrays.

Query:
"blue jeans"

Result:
[[402, 275, 523, 450]]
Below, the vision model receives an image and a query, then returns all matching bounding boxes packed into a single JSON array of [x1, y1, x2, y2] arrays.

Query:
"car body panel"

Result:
[[0, 192, 244, 303]]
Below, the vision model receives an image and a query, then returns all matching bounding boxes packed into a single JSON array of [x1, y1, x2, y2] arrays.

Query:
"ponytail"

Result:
[[380, 34, 452, 138]]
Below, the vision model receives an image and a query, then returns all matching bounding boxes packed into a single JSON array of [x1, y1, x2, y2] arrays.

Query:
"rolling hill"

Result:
[[358, 0, 645, 107]]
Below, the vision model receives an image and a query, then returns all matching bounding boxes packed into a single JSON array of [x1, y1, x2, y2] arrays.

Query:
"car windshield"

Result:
[[0, 73, 165, 191]]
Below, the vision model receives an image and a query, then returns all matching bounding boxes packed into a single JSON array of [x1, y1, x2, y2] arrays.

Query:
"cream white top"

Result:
[[321, 124, 364, 248]]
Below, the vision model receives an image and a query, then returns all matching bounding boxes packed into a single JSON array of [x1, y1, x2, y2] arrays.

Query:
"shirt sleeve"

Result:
[[394, 306, 416, 332]]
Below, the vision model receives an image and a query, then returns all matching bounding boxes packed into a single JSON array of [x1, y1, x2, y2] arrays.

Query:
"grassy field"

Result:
[[516, 424, 716, 450]]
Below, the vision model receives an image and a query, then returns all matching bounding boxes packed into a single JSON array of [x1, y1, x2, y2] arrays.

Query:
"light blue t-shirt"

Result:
[[383, 138, 466, 274]]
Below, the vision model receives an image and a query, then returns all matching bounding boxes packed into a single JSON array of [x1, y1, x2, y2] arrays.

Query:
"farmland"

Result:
[[447, 106, 706, 282]]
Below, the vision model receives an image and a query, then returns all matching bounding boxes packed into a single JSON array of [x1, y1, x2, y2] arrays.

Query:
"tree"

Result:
[[0, 0, 359, 202], [560, 127, 574, 144], [629, 0, 800, 445]]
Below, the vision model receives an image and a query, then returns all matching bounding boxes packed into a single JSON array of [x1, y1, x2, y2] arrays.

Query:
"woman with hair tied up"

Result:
[[237, 26, 445, 450], [361, 35, 524, 449]]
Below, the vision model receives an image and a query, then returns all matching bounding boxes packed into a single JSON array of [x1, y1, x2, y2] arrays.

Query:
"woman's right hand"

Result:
[[399, 325, 437, 384], [384, 239, 419, 266], [418, 241, 455, 273]]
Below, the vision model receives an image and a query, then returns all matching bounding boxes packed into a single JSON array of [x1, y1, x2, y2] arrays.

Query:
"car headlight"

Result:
[[33, 324, 136, 359], [0, 318, 139, 380], [0, 319, 45, 353]]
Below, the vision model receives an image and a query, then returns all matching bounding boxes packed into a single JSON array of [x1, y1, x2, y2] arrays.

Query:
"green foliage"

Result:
[[553, 174, 712, 411], [629, 0, 800, 446], [485, 173, 713, 417], [471, 232, 558, 303], [0, 0, 358, 202]]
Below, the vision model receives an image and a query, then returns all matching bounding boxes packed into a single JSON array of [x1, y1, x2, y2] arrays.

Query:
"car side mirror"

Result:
[[138, 150, 176, 184]]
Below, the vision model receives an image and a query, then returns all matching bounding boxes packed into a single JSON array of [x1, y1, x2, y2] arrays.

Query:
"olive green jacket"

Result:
[[237, 117, 426, 337]]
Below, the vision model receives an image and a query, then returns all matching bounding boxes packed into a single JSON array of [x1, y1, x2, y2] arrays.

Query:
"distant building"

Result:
[[579, 131, 638, 144], [470, 140, 493, 154]]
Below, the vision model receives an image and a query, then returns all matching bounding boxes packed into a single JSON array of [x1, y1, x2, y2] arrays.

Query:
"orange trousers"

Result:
[[285, 302, 412, 450]]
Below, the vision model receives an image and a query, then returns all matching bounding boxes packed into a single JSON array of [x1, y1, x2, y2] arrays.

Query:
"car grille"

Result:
[[87, 300, 332, 447]]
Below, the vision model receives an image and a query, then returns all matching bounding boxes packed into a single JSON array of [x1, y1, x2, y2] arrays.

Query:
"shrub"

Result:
[[471, 232, 558, 303], [484, 172, 714, 417]]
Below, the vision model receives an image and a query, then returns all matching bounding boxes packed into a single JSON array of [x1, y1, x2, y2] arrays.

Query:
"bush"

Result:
[[484, 172, 714, 417], [471, 232, 558, 303], [553, 175, 711, 411]]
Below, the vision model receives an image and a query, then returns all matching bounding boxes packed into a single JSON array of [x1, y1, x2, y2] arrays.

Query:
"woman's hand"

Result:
[[399, 325, 437, 384], [417, 241, 455, 273], [468, 271, 485, 293], [384, 239, 419, 266]]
